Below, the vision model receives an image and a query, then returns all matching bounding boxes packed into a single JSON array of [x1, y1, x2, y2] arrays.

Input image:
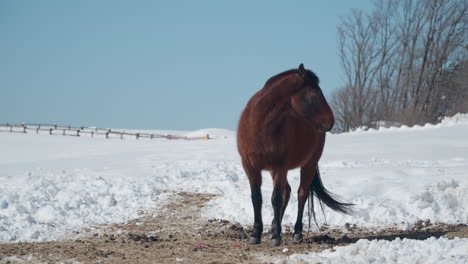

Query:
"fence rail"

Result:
[[0, 123, 210, 141]]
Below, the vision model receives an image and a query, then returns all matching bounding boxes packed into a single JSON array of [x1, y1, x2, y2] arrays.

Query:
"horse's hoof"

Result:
[[270, 238, 281, 247], [293, 234, 303, 243], [268, 229, 274, 239], [248, 236, 261, 245]]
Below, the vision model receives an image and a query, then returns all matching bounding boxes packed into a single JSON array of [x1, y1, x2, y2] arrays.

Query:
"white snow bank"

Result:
[[267, 237, 468, 264], [0, 168, 168, 242], [350, 113, 468, 134], [439, 113, 468, 126], [183, 128, 236, 139]]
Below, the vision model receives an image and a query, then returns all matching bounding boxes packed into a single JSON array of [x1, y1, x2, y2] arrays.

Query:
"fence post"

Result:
[[23, 125, 26, 133], [77, 130, 80, 137], [49, 128, 53, 135]]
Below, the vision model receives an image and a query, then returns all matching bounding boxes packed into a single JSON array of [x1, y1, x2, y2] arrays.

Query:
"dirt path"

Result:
[[1, 191, 467, 264]]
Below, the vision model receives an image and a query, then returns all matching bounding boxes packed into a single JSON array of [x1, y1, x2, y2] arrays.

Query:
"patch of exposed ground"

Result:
[[0, 191, 467, 264]]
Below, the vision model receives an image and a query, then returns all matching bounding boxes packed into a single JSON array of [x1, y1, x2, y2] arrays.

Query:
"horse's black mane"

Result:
[[264, 67, 320, 88]]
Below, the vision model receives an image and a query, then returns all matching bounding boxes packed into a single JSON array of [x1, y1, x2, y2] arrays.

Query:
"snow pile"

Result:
[[439, 113, 468, 126], [267, 237, 468, 264], [351, 113, 468, 133], [0, 168, 167, 242], [183, 128, 236, 139], [408, 179, 468, 223]]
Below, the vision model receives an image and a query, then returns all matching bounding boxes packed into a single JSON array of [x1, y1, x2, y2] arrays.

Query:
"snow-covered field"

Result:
[[1, 114, 468, 262]]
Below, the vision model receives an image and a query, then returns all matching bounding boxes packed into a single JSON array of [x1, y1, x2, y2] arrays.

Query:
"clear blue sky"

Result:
[[1, 0, 373, 130]]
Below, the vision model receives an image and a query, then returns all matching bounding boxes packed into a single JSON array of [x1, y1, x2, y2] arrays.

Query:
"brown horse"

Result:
[[237, 64, 353, 247]]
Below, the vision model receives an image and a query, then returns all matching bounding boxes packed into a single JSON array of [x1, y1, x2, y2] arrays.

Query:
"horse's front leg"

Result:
[[249, 183, 263, 244], [243, 160, 263, 244], [270, 170, 290, 247]]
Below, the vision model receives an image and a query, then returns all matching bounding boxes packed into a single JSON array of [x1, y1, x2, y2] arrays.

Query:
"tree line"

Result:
[[331, 0, 467, 132]]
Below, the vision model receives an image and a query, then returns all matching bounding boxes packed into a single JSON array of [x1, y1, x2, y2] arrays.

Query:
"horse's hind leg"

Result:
[[270, 169, 290, 247], [293, 164, 316, 243], [242, 159, 263, 244]]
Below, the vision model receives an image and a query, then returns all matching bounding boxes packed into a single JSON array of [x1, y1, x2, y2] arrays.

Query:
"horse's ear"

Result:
[[298, 63, 305, 79]]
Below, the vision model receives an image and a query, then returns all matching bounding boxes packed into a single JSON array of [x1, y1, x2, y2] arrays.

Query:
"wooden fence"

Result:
[[0, 123, 210, 140]]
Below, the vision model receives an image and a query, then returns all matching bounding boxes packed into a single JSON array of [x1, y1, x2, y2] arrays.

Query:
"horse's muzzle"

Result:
[[320, 119, 334, 132], [327, 119, 334, 132]]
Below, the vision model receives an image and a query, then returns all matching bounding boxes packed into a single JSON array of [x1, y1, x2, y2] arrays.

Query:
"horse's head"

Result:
[[290, 64, 334, 132]]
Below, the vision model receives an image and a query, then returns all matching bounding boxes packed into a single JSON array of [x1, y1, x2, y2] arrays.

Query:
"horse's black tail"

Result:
[[308, 168, 354, 229]]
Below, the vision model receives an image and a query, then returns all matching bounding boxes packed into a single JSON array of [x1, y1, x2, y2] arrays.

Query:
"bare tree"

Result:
[[330, 85, 354, 132], [337, 10, 380, 129], [433, 58, 468, 117], [332, 0, 467, 132]]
